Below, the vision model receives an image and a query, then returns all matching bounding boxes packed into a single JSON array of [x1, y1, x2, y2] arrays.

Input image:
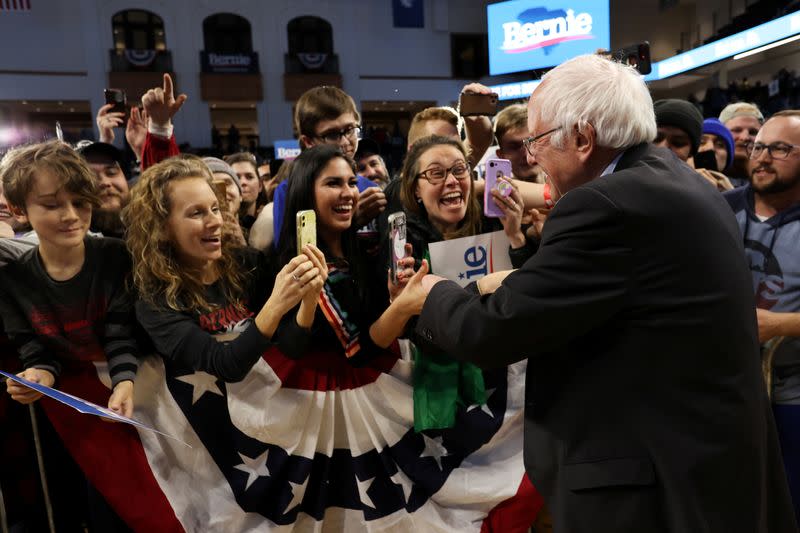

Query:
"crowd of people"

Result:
[[0, 51, 799, 532]]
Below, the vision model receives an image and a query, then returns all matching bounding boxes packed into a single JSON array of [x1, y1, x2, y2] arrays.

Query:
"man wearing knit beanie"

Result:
[[693, 118, 736, 191], [719, 102, 764, 184], [699, 118, 735, 172], [203, 156, 242, 215], [653, 99, 704, 162]]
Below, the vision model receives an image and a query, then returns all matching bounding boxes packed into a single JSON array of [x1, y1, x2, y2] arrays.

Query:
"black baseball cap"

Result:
[[355, 138, 381, 161], [75, 141, 125, 167]]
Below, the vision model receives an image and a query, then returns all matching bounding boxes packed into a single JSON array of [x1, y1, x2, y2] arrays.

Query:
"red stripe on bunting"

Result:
[[262, 343, 400, 391], [42, 365, 184, 533], [480, 473, 544, 533]]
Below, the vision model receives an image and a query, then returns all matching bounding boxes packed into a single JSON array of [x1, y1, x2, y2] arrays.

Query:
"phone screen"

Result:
[[694, 150, 718, 172], [104, 89, 127, 116]]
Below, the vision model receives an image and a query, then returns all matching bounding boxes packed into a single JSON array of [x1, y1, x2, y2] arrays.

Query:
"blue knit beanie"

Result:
[[702, 118, 735, 171]]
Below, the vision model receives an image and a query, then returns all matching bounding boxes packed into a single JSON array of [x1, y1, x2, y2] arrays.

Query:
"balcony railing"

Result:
[[109, 49, 173, 72], [284, 53, 339, 74]]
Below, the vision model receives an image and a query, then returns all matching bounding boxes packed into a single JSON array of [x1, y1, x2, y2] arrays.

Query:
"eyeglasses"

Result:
[[746, 141, 797, 160], [417, 162, 471, 185], [522, 127, 562, 156], [316, 125, 362, 144]]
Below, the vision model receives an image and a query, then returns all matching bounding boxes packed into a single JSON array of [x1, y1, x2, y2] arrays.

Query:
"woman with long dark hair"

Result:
[[273, 144, 424, 365]]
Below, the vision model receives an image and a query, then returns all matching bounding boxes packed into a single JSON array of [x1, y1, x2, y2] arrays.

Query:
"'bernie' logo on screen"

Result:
[[502, 8, 593, 54]]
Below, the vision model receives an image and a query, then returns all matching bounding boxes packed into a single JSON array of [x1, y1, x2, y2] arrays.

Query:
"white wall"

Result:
[[0, 0, 496, 147], [1, 0, 789, 147]]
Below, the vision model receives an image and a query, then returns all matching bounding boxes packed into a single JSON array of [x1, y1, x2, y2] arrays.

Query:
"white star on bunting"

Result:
[[234, 450, 270, 490], [390, 469, 414, 503], [285, 474, 309, 512], [176, 371, 224, 404], [357, 476, 377, 509], [467, 388, 497, 418], [421, 435, 448, 470]]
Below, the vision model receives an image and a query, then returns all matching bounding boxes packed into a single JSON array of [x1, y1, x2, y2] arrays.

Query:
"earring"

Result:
[[416, 197, 422, 204]]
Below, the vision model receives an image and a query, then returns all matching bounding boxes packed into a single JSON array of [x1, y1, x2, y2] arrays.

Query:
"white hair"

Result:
[[532, 54, 657, 150]]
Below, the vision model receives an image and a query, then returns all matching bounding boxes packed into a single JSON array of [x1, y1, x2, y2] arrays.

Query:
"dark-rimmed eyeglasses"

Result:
[[416, 162, 471, 185], [316, 125, 362, 144], [522, 127, 562, 156], [746, 141, 797, 160]]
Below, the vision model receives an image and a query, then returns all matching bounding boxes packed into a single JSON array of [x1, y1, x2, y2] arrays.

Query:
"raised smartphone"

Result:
[[212, 180, 229, 214], [484, 158, 513, 218], [104, 88, 127, 116], [296, 210, 317, 255], [459, 92, 498, 117], [693, 150, 719, 172], [387, 212, 407, 285], [600, 42, 652, 75]]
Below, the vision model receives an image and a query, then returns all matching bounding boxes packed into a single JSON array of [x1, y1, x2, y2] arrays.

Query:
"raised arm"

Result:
[[138, 254, 321, 381], [140, 73, 185, 169]]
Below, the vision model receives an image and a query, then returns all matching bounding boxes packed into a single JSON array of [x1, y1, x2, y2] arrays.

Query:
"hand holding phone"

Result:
[[484, 158, 513, 218]]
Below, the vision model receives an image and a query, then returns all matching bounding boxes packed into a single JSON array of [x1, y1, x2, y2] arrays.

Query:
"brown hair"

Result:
[[772, 110, 800, 120], [494, 104, 528, 145], [407, 107, 461, 148], [224, 152, 258, 175], [0, 140, 101, 211], [123, 155, 246, 313], [399, 135, 482, 240], [294, 86, 360, 140]]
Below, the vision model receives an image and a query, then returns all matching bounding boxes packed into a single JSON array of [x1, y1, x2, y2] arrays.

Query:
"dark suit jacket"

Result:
[[415, 144, 798, 532]]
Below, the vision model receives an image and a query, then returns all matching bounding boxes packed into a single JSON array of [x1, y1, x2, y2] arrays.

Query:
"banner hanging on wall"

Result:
[[487, 0, 610, 76]]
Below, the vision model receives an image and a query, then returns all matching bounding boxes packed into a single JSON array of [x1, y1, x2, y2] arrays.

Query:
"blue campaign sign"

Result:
[[274, 139, 301, 161], [487, 0, 610, 75]]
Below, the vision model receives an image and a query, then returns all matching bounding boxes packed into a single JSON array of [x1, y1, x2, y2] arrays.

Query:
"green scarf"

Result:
[[412, 250, 486, 432]]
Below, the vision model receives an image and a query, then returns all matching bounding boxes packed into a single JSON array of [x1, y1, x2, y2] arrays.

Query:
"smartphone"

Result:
[[212, 180, 229, 214], [387, 212, 407, 285], [459, 92, 499, 117], [694, 150, 719, 172], [604, 42, 651, 75], [484, 158, 513, 218], [104, 88, 127, 117], [296, 210, 317, 255]]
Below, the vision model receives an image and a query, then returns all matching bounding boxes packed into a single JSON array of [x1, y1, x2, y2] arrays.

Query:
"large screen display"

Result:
[[487, 0, 611, 76]]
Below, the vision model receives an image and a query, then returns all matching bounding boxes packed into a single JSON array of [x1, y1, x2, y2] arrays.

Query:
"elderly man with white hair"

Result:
[[395, 55, 797, 532]]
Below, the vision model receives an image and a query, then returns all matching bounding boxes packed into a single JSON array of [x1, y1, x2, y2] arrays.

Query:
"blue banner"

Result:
[[393, 0, 424, 28], [274, 139, 301, 161], [490, 9, 800, 100], [488, 0, 610, 75], [646, 10, 800, 81]]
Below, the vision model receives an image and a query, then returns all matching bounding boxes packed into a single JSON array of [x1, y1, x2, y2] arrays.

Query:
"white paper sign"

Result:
[[427, 230, 512, 287]]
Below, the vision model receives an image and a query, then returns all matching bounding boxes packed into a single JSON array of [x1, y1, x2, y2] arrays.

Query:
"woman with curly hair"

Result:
[[124, 155, 326, 381]]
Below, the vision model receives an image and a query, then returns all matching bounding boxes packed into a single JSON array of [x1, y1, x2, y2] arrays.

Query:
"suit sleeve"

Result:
[[415, 186, 633, 368]]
